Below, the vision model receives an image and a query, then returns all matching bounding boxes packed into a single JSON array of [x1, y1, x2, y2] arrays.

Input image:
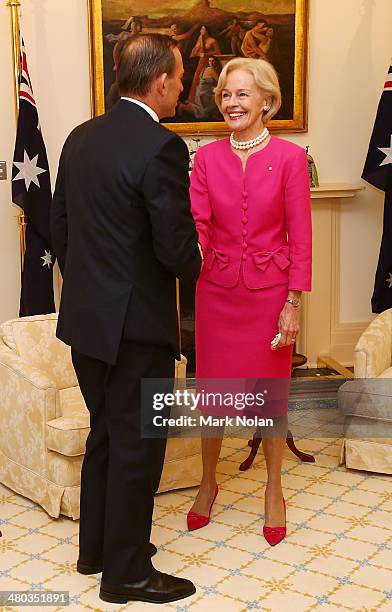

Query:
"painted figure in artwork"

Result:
[[218, 18, 244, 55], [170, 23, 199, 54], [241, 20, 269, 60], [190, 25, 222, 58], [179, 56, 222, 119]]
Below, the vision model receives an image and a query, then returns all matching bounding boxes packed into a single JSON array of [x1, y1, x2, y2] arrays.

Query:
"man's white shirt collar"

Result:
[[121, 97, 159, 123]]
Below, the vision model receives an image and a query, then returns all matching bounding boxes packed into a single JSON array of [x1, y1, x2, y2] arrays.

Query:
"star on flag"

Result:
[[386, 273, 392, 288], [13, 149, 46, 191], [41, 250, 53, 269], [378, 135, 392, 167]]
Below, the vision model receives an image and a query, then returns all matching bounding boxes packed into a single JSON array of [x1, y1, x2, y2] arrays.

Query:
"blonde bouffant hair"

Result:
[[214, 58, 282, 122]]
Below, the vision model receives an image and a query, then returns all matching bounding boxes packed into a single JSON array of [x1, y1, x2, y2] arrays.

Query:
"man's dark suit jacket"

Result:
[[51, 100, 201, 364]]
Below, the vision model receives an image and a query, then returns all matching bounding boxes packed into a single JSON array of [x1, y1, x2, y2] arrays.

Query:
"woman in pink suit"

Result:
[[187, 58, 312, 545]]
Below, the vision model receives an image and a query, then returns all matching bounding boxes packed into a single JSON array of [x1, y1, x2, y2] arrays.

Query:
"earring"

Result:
[[263, 105, 270, 111]]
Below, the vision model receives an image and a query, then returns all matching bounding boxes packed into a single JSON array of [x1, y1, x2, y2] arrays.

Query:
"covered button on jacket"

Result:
[[190, 136, 312, 291]]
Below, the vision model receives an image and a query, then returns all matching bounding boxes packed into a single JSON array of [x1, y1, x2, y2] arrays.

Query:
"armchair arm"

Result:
[[354, 311, 392, 378], [0, 345, 57, 475], [0, 345, 57, 390]]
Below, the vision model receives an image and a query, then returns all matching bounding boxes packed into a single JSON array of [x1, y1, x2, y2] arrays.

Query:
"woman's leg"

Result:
[[189, 428, 224, 515], [262, 415, 288, 527]]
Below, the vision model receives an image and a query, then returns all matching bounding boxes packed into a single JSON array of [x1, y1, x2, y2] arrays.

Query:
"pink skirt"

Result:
[[195, 269, 292, 418]]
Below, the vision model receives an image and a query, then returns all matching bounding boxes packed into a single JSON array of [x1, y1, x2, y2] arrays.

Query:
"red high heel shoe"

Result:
[[263, 498, 286, 546], [187, 485, 219, 531]]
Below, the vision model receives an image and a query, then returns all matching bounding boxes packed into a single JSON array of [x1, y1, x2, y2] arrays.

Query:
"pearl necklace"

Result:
[[230, 127, 269, 151]]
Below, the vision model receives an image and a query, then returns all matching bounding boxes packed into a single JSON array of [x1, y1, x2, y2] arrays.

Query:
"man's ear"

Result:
[[156, 73, 168, 96]]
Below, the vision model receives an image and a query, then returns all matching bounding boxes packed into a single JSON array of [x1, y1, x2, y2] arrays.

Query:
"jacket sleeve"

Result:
[[189, 148, 212, 253], [284, 148, 312, 291], [50, 144, 68, 276], [142, 134, 202, 283]]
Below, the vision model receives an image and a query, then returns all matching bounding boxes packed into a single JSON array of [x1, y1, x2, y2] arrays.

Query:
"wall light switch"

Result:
[[0, 162, 7, 180]]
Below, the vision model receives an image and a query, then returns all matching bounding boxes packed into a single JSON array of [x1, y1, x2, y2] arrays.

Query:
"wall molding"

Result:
[[329, 321, 370, 366], [299, 184, 366, 367], [330, 186, 371, 365]]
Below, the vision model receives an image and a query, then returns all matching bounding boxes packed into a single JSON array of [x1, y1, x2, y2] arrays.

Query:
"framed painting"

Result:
[[88, 0, 309, 135]]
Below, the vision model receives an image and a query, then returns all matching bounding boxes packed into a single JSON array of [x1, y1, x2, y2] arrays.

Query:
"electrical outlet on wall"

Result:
[[0, 162, 7, 180]]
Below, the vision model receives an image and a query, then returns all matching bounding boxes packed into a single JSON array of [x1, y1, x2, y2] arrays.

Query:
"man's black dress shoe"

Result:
[[99, 567, 196, 604], [76, 542, 157, 575]]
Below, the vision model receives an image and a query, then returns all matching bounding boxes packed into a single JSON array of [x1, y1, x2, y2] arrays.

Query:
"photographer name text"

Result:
[[153, 415, 273, 428]]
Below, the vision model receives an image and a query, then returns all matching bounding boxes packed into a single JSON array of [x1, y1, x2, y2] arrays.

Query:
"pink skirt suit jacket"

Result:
[[189, 136, 312, 407]]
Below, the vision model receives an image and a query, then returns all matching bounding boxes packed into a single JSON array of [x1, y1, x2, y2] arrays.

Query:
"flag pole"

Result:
[[7, 0, 27, 271], [7, 0, 20, 121]]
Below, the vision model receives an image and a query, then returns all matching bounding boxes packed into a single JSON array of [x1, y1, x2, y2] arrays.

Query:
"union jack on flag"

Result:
[[12, 37, 55, 316], [384, 65, 392, 91], [19, 39, 35, 106]]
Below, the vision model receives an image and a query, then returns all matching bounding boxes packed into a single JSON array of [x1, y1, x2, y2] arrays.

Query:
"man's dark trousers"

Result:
[[72, 340, 173, 583]]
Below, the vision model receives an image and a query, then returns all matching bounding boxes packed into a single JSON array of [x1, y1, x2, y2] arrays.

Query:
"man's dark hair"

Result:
[[116, 34, 178, 97]]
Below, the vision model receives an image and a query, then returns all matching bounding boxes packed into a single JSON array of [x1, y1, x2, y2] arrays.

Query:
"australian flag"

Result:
[[12, 38, 55, 316], [362, 63, 392, 313]]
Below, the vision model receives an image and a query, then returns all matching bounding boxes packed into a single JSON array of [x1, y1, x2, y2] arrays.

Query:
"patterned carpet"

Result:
[[1, 436, 392, 611]]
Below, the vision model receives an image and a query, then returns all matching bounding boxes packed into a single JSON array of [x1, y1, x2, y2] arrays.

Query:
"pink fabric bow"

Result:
[[206, 249, 230, 270], [253, 248, 290, 271]]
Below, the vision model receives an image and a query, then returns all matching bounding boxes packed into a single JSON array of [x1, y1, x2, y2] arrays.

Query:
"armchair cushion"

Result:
[[46, 415, 89, 456]]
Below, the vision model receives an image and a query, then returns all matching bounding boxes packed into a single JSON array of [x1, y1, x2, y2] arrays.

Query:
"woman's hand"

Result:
[[271, 299, 301, 350]]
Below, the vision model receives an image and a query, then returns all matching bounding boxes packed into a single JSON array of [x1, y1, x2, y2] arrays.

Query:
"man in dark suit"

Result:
[[51, 34, 201, 605]]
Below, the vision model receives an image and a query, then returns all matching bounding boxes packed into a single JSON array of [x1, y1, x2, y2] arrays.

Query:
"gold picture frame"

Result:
[[88, 0, 309, 135]]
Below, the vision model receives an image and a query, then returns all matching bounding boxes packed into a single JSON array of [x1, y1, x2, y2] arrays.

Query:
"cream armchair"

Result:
[[0, 313, 201, 518], [354, 308, 392, 378], [339, 308, 392, 474]]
